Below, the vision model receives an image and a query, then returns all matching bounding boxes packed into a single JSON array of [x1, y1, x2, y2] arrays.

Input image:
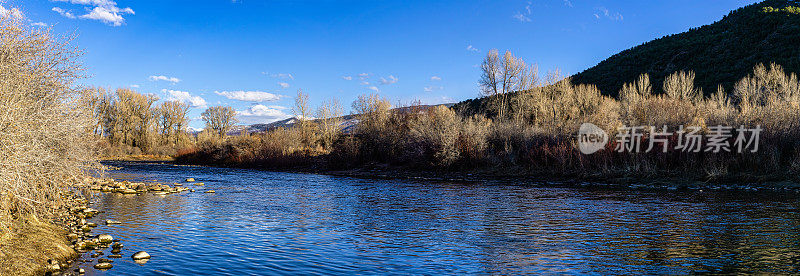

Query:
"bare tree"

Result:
[[479, 49, 538, 119], [159, 100, 190, 145], [201, 106, 237, 138], [316, 98, 343, 150]]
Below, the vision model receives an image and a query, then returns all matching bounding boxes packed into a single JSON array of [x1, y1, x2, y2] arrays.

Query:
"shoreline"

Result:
[[109, 159, 800, 192]]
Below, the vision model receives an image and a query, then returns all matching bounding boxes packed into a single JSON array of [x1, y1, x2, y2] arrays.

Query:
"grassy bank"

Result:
[[0, 216, 77, 275]]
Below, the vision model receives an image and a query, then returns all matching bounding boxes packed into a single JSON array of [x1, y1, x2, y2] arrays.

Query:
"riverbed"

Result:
[[75, 161, 800, 274]]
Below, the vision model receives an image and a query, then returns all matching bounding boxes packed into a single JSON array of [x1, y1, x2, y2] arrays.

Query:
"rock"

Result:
[[109, 254, 122, 258], [86, 222, 97, 227], [97, 258, 113, 263], [194, 183, 205, 186], [97, 234, 113, 243], [90, 253, 99, 258], [204, 190, 215, 193], [111, 242, 123, 249], [120, 188, 138, 194], [186, 178, 195, 182], [111, 248, 121, 254], [132, 251, 151, 260], [153, 191, 168, 195], [174, 183, 183, 186], [105, 219, 122, 225], [75, 268, 85, 274], [67, 233, 79, 240], [94, 263, 113, 269], [46, 259, 60, 271], [80, 225, 92, 232]]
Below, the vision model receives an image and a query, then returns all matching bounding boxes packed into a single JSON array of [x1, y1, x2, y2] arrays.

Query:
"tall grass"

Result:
[[0, 16, 99, 233]]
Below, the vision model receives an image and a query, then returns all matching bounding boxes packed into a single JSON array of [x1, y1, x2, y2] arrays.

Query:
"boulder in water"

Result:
[[132, 251, 151, 260], [97, 234, 113, 243]]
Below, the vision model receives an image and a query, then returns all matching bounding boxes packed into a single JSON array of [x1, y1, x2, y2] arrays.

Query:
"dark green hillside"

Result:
[[572, 0, 800, 96]]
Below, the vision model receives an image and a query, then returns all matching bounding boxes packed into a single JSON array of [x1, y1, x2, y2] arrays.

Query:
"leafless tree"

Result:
[[202, 105, 238, 138]]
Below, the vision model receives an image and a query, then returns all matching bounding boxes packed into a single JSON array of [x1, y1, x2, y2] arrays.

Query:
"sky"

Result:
[[3, 0, 760, 129]]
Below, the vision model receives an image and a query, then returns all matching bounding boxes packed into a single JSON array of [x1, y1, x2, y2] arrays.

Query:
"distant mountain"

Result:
[[572, 0, 800, 96], [239, 103, 454, 134]]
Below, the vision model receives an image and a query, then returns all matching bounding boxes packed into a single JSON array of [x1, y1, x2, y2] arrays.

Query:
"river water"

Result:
[[76, 161, 800, 275]]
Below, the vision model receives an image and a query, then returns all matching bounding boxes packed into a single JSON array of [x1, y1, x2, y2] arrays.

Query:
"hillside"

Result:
[[454, 0, 800, 116], [572, 0, 800, 96]]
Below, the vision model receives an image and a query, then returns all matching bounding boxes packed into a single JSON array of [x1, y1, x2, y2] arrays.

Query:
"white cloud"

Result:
[[163, 89, 207, 107], [52, 0, 134, 26], [31, 22, 48, 27], [215, 91, 282, 102], [81, 6, 134, 26], [367, 86, 380, 92], [430, 76, 442, 81], [379, 75, 398, 85], [513, 12, 531, 22], [130, 84, 140, 88], [278, 82, 290, 88], [0, 5, 23, 19], [466, 45, 479, 52], [342, 76, 353, 81], [564, 0, 573, 8], [596, 7, 623, 21], [149, 75, 181, 83], [358, 73, 369, 80], [52, 7, 76, 19], [424, 86, 444, 92], [237, 104, 291, 124], [266, 72, 294, 80], [360, 81, 370, 86], [513, 1, 532, 22]]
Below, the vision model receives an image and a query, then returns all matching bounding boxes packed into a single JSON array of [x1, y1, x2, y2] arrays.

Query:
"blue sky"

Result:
[[5, 0, 759, 128]]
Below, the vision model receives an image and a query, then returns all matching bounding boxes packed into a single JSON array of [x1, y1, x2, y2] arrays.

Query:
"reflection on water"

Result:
[[78, 161, 800, 275]]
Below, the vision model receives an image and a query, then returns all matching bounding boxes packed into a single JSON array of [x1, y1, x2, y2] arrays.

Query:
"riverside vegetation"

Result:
[[4, 0, 800, 274]]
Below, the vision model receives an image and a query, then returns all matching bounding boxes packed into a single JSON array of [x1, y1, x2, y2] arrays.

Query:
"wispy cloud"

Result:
[[563, 0, 573, 8], [1, 5, 23, 19], [53, 0, 135, 26], [430, 76, 442, 81], [358, 73, 369, 80], [342, 76, 353, 81], [31, 22, 48, 27], [466, 45, 479, 52], [163, 89, 207, 107], [424, 86, 444, 92], [595, 7, 623, 21], [130, 84, 140, 88], [149, 75, 180, 83], [513, 1, 532, 22], [52, 7, 75, 19], [265, 72, 294, 80], [215, 91, 282, 102], [379, 75, 398, 85], [278, 82, 290, 88], [367, 86, 380, 92]]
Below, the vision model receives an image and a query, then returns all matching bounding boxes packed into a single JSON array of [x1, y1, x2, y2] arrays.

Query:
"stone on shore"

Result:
[[105, 219, 122, 225], [186, 178, 195, 182], [204, 190, 215, 193]]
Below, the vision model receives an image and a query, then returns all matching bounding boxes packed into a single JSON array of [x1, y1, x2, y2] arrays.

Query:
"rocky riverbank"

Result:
[[0, 177, 191, 276]]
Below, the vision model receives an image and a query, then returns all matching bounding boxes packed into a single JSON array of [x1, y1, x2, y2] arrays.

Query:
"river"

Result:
[[76, 161, 800, 275]]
